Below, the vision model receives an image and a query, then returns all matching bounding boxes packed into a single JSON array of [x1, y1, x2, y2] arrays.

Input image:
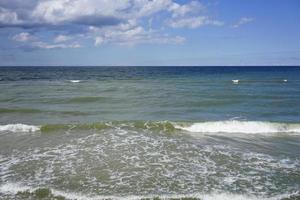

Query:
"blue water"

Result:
[[0, 66, 300, 124], [0, 66, 299, 200]]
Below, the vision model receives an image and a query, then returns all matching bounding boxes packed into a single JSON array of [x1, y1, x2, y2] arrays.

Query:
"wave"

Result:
[[0, 124, 40, 133], [0, 108, 43, 114], [1, 121, 300, 135], [69, 80, 81, 83], [232, 79, 239, 84], [0, 183, 298, 200], [39, 121, 176, 133], [175, 121, 300, 134]]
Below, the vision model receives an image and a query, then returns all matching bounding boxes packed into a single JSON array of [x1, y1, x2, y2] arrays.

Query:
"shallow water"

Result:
[[0, 66, 300, 200]]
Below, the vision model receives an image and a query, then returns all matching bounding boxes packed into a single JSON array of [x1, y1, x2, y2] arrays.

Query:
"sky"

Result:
[[0, 0, 300, 66]]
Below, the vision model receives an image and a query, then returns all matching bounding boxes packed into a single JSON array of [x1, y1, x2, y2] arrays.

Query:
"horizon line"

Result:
[[1, 65, 300, 67]]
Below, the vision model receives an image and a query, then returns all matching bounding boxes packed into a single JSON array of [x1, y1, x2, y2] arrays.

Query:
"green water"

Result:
[[0, 66, 300, 200]]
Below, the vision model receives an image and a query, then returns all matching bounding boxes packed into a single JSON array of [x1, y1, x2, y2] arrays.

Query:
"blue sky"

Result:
[[0, 0, 300, 66]]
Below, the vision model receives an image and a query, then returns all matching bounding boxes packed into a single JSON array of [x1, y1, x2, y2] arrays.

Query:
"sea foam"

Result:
[[232, 79, 239, 84], [70, 80, 81, 83], [175, 121, 300, 134], [0, 124, 40, 133], [0, 183, 298, 200], [1, 121, 300, 135]]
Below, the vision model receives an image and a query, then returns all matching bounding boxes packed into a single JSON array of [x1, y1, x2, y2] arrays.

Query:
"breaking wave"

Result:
[[1, 121, 300, 135], [0, 183, 299, 200], [0, 124, 40, 133], [69, 80, 81, 83], [175, 121, 300, 134]]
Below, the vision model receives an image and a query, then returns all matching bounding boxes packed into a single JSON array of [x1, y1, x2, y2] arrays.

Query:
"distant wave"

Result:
[[0, 183, 298, 200], [0, 108, 43, 114], [69, 80, 81, 83], [232, 79, 239, 84]]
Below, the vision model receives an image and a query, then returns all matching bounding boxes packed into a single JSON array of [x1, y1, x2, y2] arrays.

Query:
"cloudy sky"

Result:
[[0, 0, 300, 66]]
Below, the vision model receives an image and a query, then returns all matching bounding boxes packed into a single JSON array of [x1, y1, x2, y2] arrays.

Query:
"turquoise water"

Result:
[[0, 66, 300, 200]]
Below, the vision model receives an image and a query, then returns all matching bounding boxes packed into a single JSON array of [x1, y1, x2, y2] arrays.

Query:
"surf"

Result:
[[0, 124, 40, 133], [175, 120, 300, 135], [1, 121, 300, 135], [0, 183, 298, 200]]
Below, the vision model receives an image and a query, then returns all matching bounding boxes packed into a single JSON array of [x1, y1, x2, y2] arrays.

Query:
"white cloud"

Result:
[[168, 16, 223, 29], [0, 7, 21, 25], [91, 22, 185, 46], [12, 32, 31, 42], [32, 41, 81, 49], [12, 32, 81, 49], [232, 17, 254, 28], [94, 37, 104, 46], [115, 20, 176, 44], [134, 0, 172, 17], [32, 0, 128, 24], [1, 0, 223, 47], [168, 0, 203, 18], [166, 1, 223, 29]]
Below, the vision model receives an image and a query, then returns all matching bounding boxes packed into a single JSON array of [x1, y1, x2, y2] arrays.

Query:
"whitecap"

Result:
[[69, 80, 81, 83], [175, 121, 300, 135], [232, 79, 239, 84], [0, 183, 33, 194], [0, 124, 40, 133]]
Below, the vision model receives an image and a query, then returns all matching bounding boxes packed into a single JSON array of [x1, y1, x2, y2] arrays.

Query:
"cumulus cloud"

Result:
[[11, 32, 80, 50], [92, 25, 183, 46], [1, 0, 223, 48], [31, 0, 127, 26], [0, 7, 21, 26], [0, 0, 128, 28], [232, 17, 254, 28], [168, 0, 203, 18]]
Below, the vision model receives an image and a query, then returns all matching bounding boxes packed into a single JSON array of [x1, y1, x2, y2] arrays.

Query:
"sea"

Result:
[[0, 66, 299, 200]]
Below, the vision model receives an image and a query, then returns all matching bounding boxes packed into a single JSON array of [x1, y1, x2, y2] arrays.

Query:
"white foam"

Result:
[[283, 79, 288, 82], [0, 183, 33, 194], [232, 79, 239, 84], [0, 124, 40, 133], [175, 121, 300, 135], [70, 80, 81, 83], [0, 183, 297, 200]]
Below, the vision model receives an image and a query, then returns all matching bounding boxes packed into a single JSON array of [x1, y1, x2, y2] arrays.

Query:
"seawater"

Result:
[[0, 66, 300, 200]]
